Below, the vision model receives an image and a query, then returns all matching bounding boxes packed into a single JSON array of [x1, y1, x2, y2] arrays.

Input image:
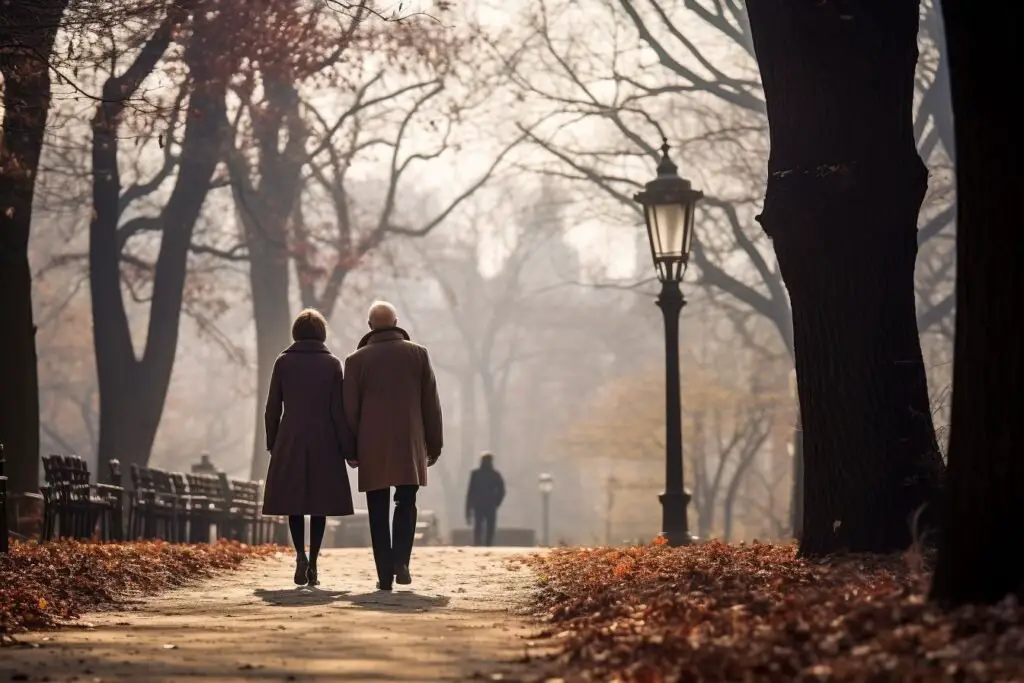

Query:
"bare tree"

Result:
[[230, 14, 524, 479], [0, 0, 72, 495], [394, 184, 586, 526], [690, 393, 774, 541], [90, 3, 246, 471], [495, 0, 955, 547], [744, 0, 945, 554]]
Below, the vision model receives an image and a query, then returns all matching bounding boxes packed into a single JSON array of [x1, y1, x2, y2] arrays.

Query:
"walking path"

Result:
[[1, 547, 549, 682]]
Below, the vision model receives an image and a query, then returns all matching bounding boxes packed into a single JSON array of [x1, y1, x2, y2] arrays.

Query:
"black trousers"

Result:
[[472, 507, 497, 546], [365, 485, 419, 587]]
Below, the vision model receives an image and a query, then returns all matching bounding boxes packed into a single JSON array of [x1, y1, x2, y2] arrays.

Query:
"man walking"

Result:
[[344, 301, 443, 591], [465, 452, 505, 547]]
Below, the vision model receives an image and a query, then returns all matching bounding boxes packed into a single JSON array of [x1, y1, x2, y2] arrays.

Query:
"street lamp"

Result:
[[634, 137, 703, 547], [538, 472, 553, 546]]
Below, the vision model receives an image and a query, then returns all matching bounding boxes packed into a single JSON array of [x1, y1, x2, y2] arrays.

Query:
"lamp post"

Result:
[[538, 472, 553, 546], [634, 137, 703, 547]]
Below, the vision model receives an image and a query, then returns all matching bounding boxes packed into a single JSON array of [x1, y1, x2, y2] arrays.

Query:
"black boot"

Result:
[[294, 556, 309, 586], [306, 559, 319, 587], [395, 563, 412, 585]]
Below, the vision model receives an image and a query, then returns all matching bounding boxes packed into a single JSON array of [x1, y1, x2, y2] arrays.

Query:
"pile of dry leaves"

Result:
[[0, 540, 277, 640], [525, 541, 1024, 682]]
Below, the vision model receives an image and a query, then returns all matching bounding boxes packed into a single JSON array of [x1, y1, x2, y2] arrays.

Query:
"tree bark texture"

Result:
[[247, 244, 292, 481], [91, 9, 236, 471], [0, 0, 69, 497], [746, 0, 944, 555], [929, 0, 1023, 606], [235, 79, 308, 481]]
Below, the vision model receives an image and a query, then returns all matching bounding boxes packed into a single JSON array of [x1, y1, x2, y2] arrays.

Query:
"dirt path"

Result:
[[0, 547, 550, 682]]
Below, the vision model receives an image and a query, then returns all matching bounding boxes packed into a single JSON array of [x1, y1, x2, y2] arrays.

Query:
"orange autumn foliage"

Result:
[[524, 543, 1024, 682], [0, 540, 277, 639]]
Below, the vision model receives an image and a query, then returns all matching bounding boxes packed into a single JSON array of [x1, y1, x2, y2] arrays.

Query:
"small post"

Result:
[[1, 444, 8, 553], [538, 473, 554, 547], [605, 476, 617, 546]]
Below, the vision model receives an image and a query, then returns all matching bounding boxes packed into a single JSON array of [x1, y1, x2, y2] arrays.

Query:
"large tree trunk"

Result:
[[929, 1, 1022, 606], [746, 0, 944, 555], [789, 413, 804, 540], [92, 10, 234, 471], [0, 0, 69, 498], [234, 79, 307, 481], [247, 240, 292, 480]]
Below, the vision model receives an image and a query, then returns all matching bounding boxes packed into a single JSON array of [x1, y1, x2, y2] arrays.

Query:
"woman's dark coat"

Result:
[[262, 340, 355, 516]]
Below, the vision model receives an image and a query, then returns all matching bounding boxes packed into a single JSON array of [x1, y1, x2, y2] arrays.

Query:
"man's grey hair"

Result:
[[367, 300, 398, 329]]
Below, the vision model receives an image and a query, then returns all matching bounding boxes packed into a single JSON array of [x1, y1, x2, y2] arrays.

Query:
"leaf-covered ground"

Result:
[[524, 541, 1024, 682], [0, 540, 278, 640]]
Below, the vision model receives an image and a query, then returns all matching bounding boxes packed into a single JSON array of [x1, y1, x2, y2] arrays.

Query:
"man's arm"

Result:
[[264, 357, 284, 452], [420, 348, 443, 462], [342, 354, 361, 452], [331, 361, 356, 460]]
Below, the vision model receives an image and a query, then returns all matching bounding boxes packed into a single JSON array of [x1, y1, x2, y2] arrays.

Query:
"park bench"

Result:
[[129, 464, 166, 540], [416, 510, 441, 545], [333, 510, 371, 547], [1, 444, 8, 553], [127, 466, 273, 544], [219, 475, 262, 544], [129, 466, 191, 541], [33, 454, 284, 547], [184, 472, 228, 543], [41, 454, 123, 541], [255, 480, 290, 546]]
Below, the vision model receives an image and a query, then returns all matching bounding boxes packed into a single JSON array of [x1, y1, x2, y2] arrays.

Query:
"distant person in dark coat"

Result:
[[466, 453, 505, 547], [263, 308, 355, 588]]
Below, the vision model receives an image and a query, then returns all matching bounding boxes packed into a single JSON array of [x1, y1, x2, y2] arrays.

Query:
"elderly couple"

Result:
[[261, 301, 443, 591]]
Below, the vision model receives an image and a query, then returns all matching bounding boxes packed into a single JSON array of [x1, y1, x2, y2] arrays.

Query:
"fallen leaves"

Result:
[[526, 542, 1024, 682], [0, 539, 278, 640]]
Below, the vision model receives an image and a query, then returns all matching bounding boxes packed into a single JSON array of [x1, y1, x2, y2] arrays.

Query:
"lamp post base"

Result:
[[659, 490, 693, 547]]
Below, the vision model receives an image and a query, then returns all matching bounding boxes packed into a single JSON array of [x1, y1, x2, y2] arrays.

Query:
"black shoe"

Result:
[[376, 581, 393, 591], [306, 561, 319, 587], [294, 557, 309, 586], [395, 564, 412, 585]]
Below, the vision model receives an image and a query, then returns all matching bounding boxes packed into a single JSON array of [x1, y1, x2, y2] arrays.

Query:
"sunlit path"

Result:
[[0, 548, 545, 682]]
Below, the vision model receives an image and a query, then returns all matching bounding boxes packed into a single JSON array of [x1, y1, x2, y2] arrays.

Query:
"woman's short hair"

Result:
[[291, 308, 328, 342]]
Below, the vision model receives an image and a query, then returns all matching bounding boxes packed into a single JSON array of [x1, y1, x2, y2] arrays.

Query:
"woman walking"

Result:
[[262, 308, 355, 586]]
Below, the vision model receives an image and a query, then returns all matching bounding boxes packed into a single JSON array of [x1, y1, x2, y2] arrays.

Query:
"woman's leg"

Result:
[[309, 516, 326, 563], [288, 515, 306, 558], [306, 516, 327, 586], [288, 515, 308, 585]]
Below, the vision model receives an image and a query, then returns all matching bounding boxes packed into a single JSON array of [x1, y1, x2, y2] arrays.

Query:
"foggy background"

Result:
[[24, 0, 954, 545]]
